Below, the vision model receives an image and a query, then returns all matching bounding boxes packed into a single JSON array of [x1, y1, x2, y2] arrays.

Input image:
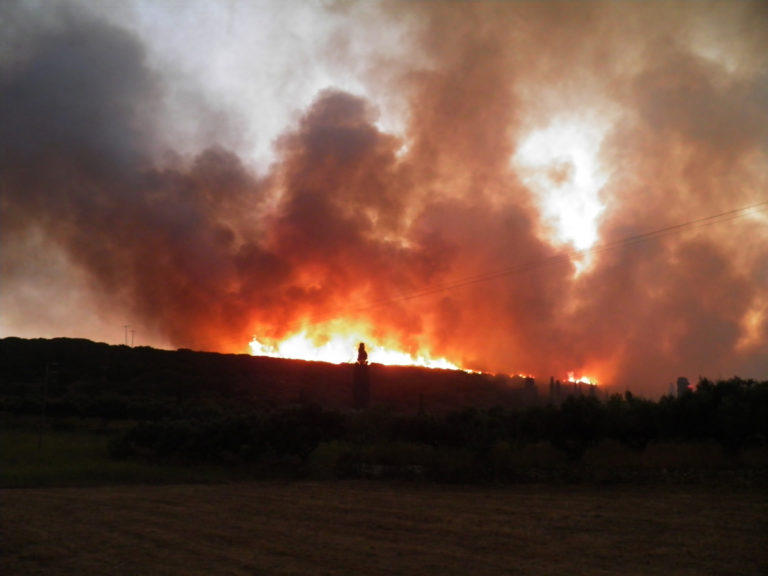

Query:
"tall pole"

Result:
[[131, 330, 135, 347], [123, 325, 130, 346], [38, 362, 54, 450]]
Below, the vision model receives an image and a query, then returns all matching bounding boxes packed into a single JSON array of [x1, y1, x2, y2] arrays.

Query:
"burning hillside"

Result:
[[1, 1, 767, 395]]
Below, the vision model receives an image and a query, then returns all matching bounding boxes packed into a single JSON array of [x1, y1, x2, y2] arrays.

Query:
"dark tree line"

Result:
[[3, 339, 766, 482], [109, 404, 345, 465], [104, 378, 767, 480]]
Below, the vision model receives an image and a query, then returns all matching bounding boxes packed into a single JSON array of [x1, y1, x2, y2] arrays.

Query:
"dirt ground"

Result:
[[2, 481, 766, 575]]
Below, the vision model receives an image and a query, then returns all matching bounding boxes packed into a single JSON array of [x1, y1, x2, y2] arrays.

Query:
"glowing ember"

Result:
[[249, 332, 461, 370], [566, 371, 599, 386]]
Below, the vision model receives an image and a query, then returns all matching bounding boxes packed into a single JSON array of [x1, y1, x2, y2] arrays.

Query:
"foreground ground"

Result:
[[2, 480, 766, 575]]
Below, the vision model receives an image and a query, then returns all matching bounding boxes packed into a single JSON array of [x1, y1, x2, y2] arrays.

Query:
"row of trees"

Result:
[[106, 379, 767, 478]]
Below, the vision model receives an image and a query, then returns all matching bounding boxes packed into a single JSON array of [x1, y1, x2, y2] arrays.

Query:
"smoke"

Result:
[[1, 0, 766, 394]]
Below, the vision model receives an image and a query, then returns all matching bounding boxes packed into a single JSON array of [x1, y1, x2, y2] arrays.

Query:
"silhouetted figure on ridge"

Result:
[[353, 342, 370, 409], [357, 342, 368, 365]]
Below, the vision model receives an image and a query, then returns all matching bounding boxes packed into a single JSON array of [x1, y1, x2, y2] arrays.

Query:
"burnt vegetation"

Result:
[[2, 337, 767, 483]]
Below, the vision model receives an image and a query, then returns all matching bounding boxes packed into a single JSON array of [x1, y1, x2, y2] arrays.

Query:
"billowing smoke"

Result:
[[2, 1, 766, 394]]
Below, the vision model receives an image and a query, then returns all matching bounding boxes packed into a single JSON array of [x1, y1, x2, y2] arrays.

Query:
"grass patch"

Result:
[[0, 428, 229, 488]]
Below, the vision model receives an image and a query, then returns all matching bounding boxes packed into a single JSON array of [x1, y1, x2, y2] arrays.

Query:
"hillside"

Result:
[[3, 337, 767, 486], [0, 337, 533, 415]]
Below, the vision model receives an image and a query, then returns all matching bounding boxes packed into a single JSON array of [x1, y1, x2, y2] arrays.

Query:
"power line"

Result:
[[261, 200, 768, 331], [349, 200, 768, 310]]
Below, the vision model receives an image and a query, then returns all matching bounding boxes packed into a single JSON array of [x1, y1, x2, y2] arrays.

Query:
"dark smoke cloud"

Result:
[[0, 3, 266, 350], [1, 1, 766, 394]]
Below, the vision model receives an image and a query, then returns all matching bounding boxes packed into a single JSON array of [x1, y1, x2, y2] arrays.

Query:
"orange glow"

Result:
[[566, 371, 599, 386], [249, 330, 461, 370], [513, 117, 608, 253]]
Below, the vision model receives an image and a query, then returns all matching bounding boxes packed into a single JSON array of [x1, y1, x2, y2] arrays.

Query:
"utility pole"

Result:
[[38, 362, 56, 450], [131, 329, 135, 347], [123, 325, 130, 346]]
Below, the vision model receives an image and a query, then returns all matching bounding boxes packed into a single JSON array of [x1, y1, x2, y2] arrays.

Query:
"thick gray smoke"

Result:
[[2, 1, 766, 394]]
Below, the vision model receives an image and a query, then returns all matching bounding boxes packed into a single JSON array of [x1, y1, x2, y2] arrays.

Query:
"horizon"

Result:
[[5, 334, 755, 402]]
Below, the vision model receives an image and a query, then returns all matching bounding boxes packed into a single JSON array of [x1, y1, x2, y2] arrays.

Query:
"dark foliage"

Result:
[[3, 338, 767, 482], [110, 405, 345, 465]]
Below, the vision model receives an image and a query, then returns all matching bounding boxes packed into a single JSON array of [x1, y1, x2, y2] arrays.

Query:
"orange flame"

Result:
[[566, 371, 599, 386], [249, 330, 461, 370]]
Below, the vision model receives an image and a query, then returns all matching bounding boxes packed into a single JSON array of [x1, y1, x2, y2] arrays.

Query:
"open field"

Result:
[[3, 481, 766, 575]]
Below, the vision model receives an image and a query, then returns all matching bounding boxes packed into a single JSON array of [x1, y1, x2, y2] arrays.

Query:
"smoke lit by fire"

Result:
[[1, 1, 767, 395]]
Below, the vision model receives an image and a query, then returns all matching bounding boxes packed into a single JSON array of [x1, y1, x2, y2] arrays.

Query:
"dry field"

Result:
[[2, 481, 766, 575]]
